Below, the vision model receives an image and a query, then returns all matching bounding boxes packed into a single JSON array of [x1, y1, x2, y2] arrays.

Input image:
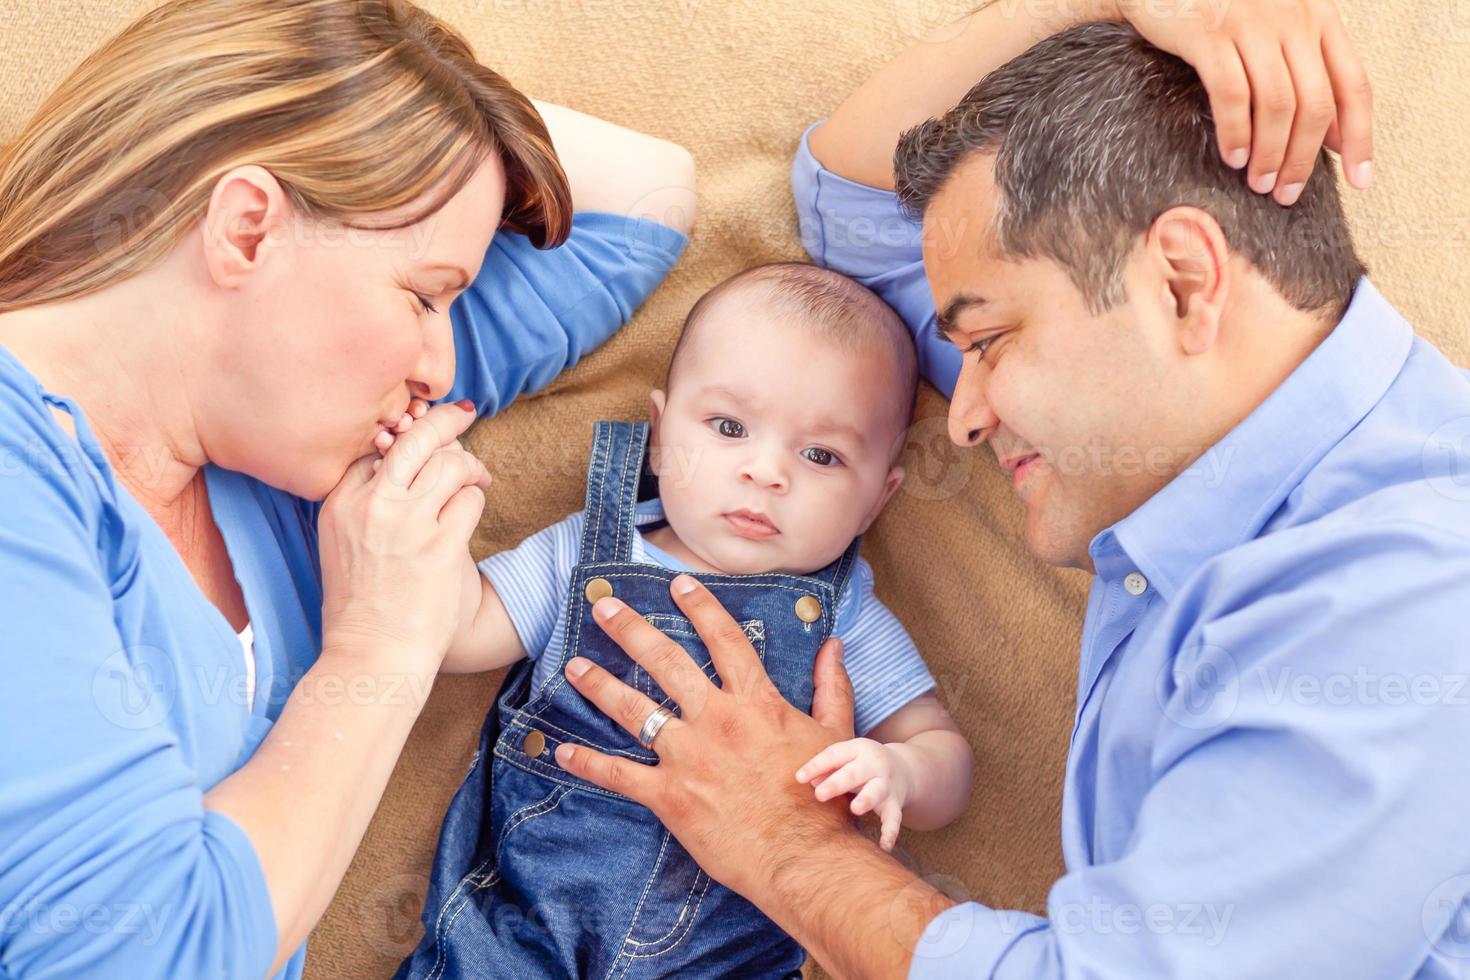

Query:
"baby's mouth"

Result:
[[723, 510, 779, 538]]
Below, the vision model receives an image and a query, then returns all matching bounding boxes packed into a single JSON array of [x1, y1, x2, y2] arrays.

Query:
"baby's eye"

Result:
[[803, 447, 840, 467], [711, 417, 746, 439]]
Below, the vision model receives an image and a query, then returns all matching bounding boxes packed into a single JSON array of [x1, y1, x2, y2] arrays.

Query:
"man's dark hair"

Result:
[[894, 21, 1365, 319]]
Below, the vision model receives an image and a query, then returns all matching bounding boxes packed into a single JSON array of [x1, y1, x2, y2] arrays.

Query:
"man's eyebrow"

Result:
[[421, 262, 471, 290], [936, 292, 990, 340]]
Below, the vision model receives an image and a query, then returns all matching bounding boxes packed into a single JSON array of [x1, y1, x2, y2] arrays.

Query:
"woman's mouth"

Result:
[[723, 510, 779, 539]]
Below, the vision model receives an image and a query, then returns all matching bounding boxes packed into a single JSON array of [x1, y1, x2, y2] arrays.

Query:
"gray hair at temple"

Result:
[[668, 262, 918, 458], [894, 20, 1365, 319]]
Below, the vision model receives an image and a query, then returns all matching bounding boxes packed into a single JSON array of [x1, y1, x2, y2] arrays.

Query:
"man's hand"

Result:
[[553, 573, 860, 899], [1116, 0, 1374, 205], [555, 573, 956, 977]]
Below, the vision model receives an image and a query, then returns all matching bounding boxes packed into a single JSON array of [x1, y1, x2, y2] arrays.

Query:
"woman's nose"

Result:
[[948, 358, 998, 448], [412, 319, 458, 402]]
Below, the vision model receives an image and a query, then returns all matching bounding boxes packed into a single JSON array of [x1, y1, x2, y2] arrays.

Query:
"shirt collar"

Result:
[[1098, 277, 1413, 600]]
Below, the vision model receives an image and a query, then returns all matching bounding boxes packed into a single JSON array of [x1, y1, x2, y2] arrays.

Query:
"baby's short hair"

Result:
[[667, 262, 919, 451]]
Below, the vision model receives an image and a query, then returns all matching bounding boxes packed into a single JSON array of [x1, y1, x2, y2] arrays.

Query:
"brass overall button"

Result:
[[794, 595, 822, 624], [584, 577, 613, 603], [523, 729, 546, 758]]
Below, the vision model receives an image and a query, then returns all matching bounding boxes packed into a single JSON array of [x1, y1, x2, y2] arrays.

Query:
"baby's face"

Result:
[[649, 306, 907, 576]]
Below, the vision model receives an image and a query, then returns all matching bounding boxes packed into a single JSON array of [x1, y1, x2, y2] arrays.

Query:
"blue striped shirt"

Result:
[[479, 496, 936, 736]]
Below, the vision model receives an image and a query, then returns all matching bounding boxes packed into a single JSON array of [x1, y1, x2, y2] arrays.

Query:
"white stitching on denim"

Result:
[[425, 782, 569, 980], [602, 827, 671, 980], [619, 870, 714, 963]]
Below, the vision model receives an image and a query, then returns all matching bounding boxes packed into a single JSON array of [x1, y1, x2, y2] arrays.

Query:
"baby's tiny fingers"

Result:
[[796, 740, 858, 783], [850, 776, 889, 817], [813, 759, 869, 802], [878, 798, 903, 852], [391, 412, 414, 434], [408, 397, 429, 420], [373, 428, 395, 454]]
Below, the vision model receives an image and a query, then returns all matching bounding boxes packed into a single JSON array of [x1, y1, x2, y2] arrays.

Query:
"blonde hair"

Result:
[[0, 0, 572, 312]]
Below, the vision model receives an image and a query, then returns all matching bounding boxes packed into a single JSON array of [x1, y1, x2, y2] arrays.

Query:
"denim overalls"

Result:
[[396, 420, 862, 979]]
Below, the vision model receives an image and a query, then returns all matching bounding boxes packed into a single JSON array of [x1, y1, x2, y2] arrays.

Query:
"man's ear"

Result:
[[1146, 205, 1230, 356], [858, 463, 905, 534], [201, 165, 291, 289]]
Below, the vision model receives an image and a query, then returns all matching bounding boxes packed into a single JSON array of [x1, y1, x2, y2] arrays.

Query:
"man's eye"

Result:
[[711, 417, 745, 439], [966, 335, 997, 360], [803, 447, 840, 467]]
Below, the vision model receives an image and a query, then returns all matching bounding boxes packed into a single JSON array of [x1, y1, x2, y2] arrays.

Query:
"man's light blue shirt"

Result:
[[794, 120, 1470, 978]]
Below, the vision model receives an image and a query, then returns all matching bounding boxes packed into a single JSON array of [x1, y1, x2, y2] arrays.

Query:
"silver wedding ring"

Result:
[[637, 705, 676, 749]]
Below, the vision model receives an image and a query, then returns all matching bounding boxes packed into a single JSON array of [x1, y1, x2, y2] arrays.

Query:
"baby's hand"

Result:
[[370, 396, 430, 471], [795, 737, 913, 852]]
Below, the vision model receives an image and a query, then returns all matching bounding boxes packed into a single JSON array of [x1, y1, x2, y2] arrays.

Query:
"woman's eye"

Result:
[[712, 417, 745, 439], [414, 293, 439, 315], [803, 447, 840, 467]]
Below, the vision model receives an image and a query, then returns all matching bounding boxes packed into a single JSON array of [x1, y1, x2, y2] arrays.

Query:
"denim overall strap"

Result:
[[577, 420, 650, 565]]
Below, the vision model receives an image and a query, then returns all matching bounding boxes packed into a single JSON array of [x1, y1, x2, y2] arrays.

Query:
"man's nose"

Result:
[[948, 358, 997, 448]]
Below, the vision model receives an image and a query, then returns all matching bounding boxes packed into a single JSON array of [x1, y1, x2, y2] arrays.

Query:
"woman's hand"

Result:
[[1114, 0, 1374, 205], [317, 399, 492, 667], [552, 574, 860, 899]]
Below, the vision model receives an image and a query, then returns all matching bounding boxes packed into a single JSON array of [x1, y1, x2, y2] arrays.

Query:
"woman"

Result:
[[0, 1, 693, 976]]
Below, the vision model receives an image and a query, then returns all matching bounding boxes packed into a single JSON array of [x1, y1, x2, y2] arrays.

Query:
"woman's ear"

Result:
[[201, 165, 292, 289]]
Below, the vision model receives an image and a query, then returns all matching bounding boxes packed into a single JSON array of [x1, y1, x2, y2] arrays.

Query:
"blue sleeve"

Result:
[[0, 401, 278, 978], [835, 560, 937, 737], [790, 121, 960, 398], [442, 212, 688, 416], [477, 511, 583, 661], [909, 521, 1470, 978]]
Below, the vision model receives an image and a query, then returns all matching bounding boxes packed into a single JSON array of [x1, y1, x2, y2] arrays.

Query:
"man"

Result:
[[554, 1, 1470, 977]]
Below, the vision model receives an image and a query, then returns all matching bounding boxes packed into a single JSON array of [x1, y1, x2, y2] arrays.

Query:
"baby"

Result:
[[397, 263, 973, 979]]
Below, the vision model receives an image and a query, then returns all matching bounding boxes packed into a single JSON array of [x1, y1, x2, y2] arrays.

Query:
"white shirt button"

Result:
[[1123, 572, 1149, 596]]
